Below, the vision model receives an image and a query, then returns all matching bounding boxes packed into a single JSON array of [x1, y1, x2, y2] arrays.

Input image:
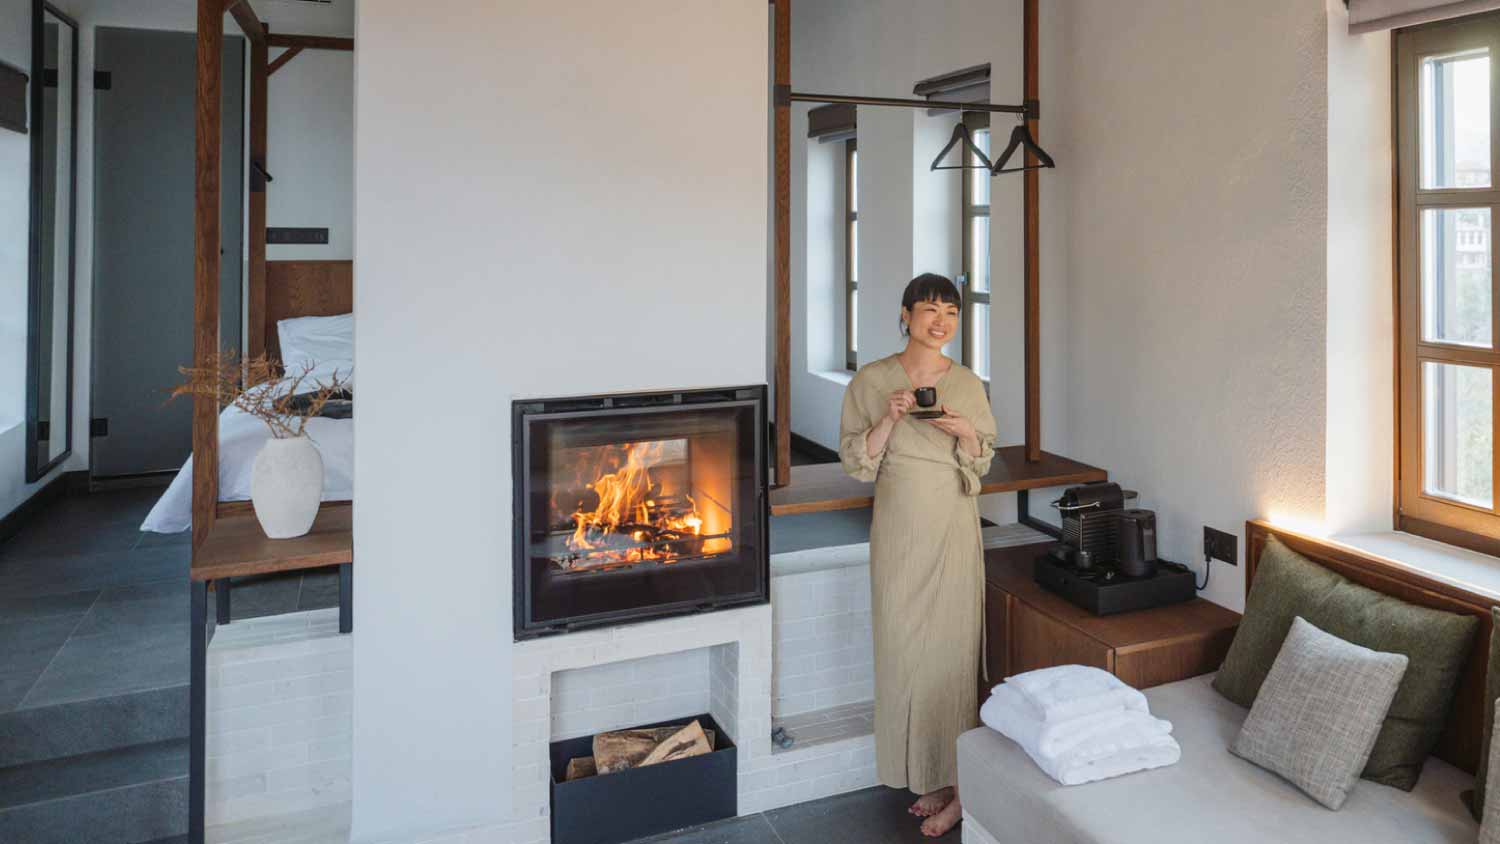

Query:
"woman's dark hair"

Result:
[[899, 273, 962, 336]]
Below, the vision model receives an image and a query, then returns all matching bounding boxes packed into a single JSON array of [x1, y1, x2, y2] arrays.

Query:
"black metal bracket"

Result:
[[250, 159, 272, 193], [1024, 98, 1040, 120], [1017, 489, 1062, 539], [774, 83, 791, 107]]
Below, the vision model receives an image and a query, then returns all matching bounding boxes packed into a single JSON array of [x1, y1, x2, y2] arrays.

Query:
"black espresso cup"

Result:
[[914, 387, 937, 409]]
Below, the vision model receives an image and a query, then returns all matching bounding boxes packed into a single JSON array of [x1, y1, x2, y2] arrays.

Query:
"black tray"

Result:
[[1034, 553, 1196, 616], [550, 713, 737, 844]]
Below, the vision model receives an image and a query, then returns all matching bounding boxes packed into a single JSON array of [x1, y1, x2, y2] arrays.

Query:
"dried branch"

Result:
[[170, 352, 350, 439]]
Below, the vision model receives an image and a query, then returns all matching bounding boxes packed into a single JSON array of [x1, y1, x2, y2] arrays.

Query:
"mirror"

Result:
[[25, 2, 78, 482]]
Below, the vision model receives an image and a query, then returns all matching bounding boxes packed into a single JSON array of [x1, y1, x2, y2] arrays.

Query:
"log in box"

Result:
[[549, 713, 738, 844]]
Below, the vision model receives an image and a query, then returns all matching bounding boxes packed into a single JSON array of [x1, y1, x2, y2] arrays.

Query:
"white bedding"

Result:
[[140, 369, 353, 534]]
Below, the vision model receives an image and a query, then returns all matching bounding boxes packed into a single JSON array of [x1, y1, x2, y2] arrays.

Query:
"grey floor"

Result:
[[0, 486, 338, 713], [639, 786, 960, 843]]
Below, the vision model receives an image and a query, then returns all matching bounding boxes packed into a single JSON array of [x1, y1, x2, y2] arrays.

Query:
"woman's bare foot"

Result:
[[920, 792, 962, 838], [908, 786, 954, 817]]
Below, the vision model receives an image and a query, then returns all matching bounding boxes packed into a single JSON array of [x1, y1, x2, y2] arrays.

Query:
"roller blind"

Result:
[[807, 103, 856, 144], [1349, 0, 1500, 33], [913, 63, 990, 115]]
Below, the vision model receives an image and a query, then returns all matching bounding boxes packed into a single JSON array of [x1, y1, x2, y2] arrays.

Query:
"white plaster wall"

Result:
[[351, 0, 768, 840], [1326, 0, 1394, 536], [1055, 0, 1329, 611], [267, 47, 353, 261]]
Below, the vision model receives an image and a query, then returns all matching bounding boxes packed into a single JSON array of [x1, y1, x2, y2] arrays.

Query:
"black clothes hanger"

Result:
[[930, 122, 993, 172], [991, 123, 1055, 174]]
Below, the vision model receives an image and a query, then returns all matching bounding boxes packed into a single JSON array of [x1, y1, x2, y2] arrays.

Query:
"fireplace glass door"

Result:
[[513, 388, 768, 638]]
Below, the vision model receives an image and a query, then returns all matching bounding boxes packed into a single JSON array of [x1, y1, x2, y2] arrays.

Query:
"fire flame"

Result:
[[566, 441, 728, 568]]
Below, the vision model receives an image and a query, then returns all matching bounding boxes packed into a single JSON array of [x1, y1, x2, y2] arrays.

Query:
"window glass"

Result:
[[1421, 50, 1490, 189], [1422, 207, 1492, 347], [1423, 360, 1493, 507]]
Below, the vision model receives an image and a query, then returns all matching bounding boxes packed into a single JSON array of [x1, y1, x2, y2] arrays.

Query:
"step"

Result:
[[0, 739, 187, 843], [0, 685, 188, 767]]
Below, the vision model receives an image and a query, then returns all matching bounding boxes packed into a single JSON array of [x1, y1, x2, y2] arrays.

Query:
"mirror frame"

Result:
[[24, 0, 78, 483]]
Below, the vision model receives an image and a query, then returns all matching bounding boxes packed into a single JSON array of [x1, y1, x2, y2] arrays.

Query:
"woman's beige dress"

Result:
[[839, 354, 997, 794]]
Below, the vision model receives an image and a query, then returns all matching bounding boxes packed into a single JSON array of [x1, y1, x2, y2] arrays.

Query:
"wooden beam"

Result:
[[266, 33, 353, 51], [193, 0, 223, 552], [1023, 0, 1041, 462], [224, 0, 266, 43], [266, 46, 302, 77], [248, 36, 268, 360], [773, 0, 791, 487]]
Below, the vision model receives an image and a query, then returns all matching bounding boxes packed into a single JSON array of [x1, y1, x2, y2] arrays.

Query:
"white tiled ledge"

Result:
[[1331, 530, 1500, 601]]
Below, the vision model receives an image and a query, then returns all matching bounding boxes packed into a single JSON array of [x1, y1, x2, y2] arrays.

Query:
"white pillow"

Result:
[[277, 313, 353, 372]]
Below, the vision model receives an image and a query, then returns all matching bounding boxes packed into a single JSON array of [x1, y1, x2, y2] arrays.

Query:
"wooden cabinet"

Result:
[[983, 543, 1241, 696]]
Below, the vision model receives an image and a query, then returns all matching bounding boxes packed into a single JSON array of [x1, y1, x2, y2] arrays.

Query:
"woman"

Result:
[[839, 273, 997, 838]]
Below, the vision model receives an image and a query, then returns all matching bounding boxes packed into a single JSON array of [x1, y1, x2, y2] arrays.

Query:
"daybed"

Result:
[[958, 520, 1491, 844]]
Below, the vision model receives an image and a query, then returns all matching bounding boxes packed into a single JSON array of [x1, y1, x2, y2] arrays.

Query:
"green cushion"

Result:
[[1213, 536, 1479, 790], [1468, 607, 1500, 821]]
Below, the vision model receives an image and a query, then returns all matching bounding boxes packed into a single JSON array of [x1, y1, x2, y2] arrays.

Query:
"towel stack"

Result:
[[980, 664, 1180, 786]]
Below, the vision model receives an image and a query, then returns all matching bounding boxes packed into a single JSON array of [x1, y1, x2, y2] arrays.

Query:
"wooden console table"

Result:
[[984, 542, 1241, 693]]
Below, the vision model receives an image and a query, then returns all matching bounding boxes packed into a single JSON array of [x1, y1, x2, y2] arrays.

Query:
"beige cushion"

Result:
[[1231, 617, 1408, 809], [957, 674, 1478, 844]]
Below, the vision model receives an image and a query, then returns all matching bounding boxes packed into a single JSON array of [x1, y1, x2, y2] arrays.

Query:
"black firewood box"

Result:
[[549, 712, 738, 844]]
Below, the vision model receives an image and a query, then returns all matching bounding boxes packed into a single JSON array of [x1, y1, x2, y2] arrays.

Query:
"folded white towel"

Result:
[[1000, 664, 1149, 724], [981, 686, 1180, 786]]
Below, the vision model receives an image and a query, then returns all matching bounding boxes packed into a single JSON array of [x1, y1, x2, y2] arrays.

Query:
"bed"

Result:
[[141, 259, 353, 534]]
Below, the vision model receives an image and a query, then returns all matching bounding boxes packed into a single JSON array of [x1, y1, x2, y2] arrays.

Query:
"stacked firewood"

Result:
[[564, 720, 714, 781]]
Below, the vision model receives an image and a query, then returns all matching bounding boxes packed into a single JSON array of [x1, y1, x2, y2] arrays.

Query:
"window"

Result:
[[1396, 15, 1500, 554], [960, 111, 991, 381], [845, 138, 858, 371]]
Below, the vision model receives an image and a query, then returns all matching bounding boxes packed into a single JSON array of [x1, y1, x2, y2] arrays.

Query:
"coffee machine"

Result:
[[1035, 483, 1194, 615]]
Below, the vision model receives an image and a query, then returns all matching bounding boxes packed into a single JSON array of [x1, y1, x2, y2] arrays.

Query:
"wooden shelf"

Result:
[[769, 446, 1107, 516], [983, 541, 1241, 652], [191, 503, 352, 581]]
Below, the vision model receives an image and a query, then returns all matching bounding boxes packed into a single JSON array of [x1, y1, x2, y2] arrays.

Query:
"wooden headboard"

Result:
[[1245, 520, 1494, 775], [255, 259, 353, 362]]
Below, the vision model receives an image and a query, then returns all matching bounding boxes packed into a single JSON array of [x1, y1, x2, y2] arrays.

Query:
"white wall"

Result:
[[351, 0, 767, 840], [789, 0, 1071, 524], [267, 47, 353, 261], [1055, 0, 1329, 611], [1326, 0, 1394, 537]]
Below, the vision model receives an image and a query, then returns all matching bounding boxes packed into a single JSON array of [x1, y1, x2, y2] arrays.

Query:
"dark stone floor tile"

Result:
[[97, 578, 188, 605], [0, 738, 187, 810], [20, 621, 188, 708], [227, 572, 303, 621], [133, 529, 192, 550], [638, 813, 782, 844], [297, 568, 341, 611], [0, 520, 142, 562], [0, 546, 189, 599], [0, 615, 80, 712], [72, 593, 186, 637], [765, 787, 952, 843], [0, 588, 99, 625]]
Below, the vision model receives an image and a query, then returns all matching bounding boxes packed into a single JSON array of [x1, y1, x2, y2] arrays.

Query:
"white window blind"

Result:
[[1350, 0, 1500, 33]]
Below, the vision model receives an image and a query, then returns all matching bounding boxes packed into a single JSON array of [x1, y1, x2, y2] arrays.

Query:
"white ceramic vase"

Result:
[[251, 435, 324, 539]]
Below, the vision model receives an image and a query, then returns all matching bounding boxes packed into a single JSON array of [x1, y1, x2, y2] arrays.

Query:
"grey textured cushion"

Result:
[[1213, 536, 1478, 789], [957, 674, 1478, 844], [1469, 607, 1500, 821], [1485, 700, 1500, 844], [1230, 617, 1408, 810]]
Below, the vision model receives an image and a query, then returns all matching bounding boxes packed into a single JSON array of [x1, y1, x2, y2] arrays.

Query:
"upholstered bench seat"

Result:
[[957, 674, 1478, 844]]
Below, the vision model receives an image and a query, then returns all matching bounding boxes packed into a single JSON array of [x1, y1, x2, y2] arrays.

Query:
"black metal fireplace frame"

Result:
[[511, 385, 769, 640]]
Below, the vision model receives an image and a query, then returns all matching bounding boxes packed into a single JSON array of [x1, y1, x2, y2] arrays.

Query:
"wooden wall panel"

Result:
[[263, 260, 354, 363]]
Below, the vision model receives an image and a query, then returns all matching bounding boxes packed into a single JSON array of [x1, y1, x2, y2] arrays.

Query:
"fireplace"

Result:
[[512, 386, 769, 639]]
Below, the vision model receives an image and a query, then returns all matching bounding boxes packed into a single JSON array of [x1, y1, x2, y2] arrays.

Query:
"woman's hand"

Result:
[[885, 390, 917, 425], [926, 405, 981, 457]]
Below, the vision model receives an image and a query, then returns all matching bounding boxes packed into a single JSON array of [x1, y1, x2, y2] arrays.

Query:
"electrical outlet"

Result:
[[1204, 526, 1238, 566]]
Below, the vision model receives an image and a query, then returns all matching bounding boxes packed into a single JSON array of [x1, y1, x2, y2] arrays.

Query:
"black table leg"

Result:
[[190, 579, 207, 844], [338, 563, 352, 634], [215, 579, 231, 625]]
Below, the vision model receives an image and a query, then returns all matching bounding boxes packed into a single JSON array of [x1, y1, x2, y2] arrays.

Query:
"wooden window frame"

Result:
[[1396, 14, 1500, 556], [845, 137, 858, 372], [960, 111, 991, 381]]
